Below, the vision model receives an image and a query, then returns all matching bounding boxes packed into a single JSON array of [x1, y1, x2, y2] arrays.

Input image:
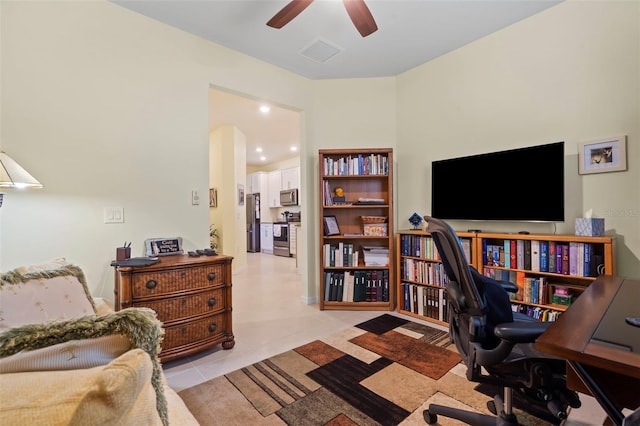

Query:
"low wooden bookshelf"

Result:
[[396, 230, 614, 325]]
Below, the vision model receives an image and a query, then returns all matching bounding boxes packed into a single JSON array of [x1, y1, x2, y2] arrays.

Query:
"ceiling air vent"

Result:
[[298, 38, 343, 63]]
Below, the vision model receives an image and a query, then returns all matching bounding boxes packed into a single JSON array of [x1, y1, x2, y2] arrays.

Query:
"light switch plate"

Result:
[[104, 207, 124, 223]]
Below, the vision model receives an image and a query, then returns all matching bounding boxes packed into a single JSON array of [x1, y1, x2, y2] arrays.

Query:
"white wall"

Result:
[[0, 1, 314, 299], [209, 125, 247, 271], [396, 0, 639, 277], [0, 1, 395, 305], [2, 0, 638, 305]]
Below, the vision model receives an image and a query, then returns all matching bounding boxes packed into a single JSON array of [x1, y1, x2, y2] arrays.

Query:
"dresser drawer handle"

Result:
[[208, 323, 217, 333], [207, 272, 216, 281], [146, 280, 158, 289], [208, 297, 217, 307]]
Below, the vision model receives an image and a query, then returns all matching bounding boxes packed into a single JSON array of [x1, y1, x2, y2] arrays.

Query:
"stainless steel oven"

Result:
[[273, 222, 290, 257]]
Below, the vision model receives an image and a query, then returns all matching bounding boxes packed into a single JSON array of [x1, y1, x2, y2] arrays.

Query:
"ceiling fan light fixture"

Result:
[[343, 0, 378, 37], [267, 0, 313, 29], [267, 0, 378, 38]]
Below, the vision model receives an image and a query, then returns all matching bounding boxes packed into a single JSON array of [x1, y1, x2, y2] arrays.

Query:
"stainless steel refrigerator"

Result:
[[246, 194, 261, 252]]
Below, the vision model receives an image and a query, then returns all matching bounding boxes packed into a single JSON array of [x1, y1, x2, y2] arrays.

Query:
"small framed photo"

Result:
[[209, 188, 218, 208], [578, 135, 627, 175], [238, 184, 245, 206], [323, 215, 341, 236]]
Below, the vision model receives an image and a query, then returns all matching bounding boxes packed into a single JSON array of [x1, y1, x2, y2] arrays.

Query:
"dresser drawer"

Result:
[[114, 254, 234, 362], [133, 288, 225, 322], [162, 313, 227, 350], [132, 264, 224, 297]]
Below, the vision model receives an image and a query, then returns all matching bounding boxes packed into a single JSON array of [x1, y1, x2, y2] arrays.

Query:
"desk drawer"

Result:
[[132, 264, 224, 297], [133, 288, 225, 322], [162, 313, 227, 350]]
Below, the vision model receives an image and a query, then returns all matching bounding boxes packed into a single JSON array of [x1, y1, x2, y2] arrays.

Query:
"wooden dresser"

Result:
[[113, 254, 234, 362]]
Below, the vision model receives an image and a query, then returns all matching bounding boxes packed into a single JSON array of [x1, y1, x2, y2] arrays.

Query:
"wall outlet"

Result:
[[192, 189, 200, 205]]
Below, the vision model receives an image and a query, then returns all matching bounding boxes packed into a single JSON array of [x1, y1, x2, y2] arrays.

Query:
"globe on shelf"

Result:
[[408, 212, 423, 229]]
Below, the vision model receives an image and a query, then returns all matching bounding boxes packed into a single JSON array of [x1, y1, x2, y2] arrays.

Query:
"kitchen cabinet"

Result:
[[289, 223, 300, 257], [261, 222, 274, 254], [281, 167, 299, 190], [268, 170, 281, 208], [247, 171, 267, 195]]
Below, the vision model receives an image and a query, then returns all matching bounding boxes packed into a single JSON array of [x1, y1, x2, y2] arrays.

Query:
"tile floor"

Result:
[[163, 252, 609, 425]]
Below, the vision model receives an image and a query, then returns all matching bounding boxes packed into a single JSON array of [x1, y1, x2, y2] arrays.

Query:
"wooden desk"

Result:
[[536, 276, 640, 425]]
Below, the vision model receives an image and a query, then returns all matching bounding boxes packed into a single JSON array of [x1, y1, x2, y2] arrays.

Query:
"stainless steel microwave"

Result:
[[280, 189, 298, 206]]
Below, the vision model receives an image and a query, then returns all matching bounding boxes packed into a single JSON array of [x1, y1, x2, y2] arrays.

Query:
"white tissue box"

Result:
[[575, 218, 604, 237]]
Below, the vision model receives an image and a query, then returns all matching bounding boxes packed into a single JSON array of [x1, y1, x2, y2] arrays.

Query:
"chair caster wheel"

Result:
[[423, 409, 437, 424], [487, 400, 497, 415]]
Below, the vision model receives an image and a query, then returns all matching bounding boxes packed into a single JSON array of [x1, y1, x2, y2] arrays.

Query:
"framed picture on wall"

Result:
[[209, 188, 218, 208], [578, 135, 627, 175], [238, 184, 245, 206]]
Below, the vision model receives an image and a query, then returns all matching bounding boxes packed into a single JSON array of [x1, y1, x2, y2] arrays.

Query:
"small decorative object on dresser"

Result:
[[145, 237, 183, 257], [113, 254, 234, 362]]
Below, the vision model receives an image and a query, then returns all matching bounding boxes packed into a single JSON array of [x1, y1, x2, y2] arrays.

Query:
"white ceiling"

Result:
[[112, 0, 561, 165]]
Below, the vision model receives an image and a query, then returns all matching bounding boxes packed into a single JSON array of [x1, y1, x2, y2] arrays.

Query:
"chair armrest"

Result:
[[494, 320, 552, 344], [496, 280, 518, 293]]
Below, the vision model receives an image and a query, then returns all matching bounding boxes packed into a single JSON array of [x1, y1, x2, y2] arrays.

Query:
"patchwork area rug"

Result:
[[178, 314, 558, 425]]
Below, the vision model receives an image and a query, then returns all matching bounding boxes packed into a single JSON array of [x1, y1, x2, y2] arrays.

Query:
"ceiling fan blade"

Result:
[[343, 0, 378, 37], [267, 0, 314, 29]]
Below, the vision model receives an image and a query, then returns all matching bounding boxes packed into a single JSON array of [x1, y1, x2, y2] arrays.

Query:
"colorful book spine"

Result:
[[516, 240, 525, 269], [531, 240, 540, 272], [504, 240, 511, 269], [510, 240, 517, 270], [539, 241, 549, 272], [569, 242, 578, 276]]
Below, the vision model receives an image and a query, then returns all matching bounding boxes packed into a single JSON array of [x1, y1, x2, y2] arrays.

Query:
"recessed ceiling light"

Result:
[[259, 105, 270, 113], [290, 146, 297, 152], [256, 147, 263, 152], [260, 156, 266, 161]]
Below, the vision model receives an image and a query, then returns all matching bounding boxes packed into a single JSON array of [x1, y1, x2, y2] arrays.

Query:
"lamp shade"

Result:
[[0, 151, 43, 189]]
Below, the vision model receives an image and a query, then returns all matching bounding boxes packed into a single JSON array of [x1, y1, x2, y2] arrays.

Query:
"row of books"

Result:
[[322, 153, 389, 177], [484, 239, 603, 277], [512, 303, 562, 322], [399, 234, 472, 263], [485, 267, 579, 307], [401, 283, 448, 322], [399, 258, 449, 286], [323, 270, 390, 302], [323, 243, 359, 267]]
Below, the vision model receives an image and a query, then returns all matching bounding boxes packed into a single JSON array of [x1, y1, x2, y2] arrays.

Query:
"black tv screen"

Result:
[[431, 141, 565, 222]]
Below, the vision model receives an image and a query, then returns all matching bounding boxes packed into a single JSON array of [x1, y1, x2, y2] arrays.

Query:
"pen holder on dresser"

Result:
[[116, 246, 131, 261]]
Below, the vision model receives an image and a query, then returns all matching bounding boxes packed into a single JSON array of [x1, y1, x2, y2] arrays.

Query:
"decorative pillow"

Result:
[[0, 307, 168, 426], [13, 257, 68, 274], [0, 349, 163, 425], [0, 334, 131, 373], [0, 262, 96, 330]]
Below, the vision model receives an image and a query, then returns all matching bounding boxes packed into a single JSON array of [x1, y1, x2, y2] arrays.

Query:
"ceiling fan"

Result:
[[267, 0, 378, 38]]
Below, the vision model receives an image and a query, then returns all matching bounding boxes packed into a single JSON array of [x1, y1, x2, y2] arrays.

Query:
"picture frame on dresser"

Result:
[[323, 215, 340, 236]]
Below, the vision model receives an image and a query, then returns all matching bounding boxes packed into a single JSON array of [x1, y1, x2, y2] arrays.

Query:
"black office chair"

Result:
[[422, 216, 581, 425]]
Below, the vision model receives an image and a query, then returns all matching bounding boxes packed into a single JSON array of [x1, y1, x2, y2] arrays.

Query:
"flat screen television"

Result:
[[431, 141, 565, 222]]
